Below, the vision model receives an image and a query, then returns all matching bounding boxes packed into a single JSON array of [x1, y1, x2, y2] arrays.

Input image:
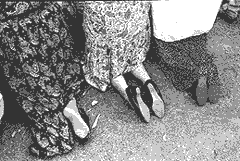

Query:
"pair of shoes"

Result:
[[195, 75, 222, 106], [126, 86, 150, 123], [141, 79, 165, 118], [125, 80, 165, 122]]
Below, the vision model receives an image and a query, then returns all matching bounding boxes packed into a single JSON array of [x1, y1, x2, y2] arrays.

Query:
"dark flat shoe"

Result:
[[141, 79, 165, 118], [126, 86, 150, 123]]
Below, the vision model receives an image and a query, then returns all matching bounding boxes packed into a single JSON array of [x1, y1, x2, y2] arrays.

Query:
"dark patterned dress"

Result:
[[0, 2, 87, 158]]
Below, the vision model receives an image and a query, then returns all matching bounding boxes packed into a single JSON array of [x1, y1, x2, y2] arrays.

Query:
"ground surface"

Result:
[[1, 14, 240, 161]]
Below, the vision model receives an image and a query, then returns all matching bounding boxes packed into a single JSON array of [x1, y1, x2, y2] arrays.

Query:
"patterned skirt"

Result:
[[82, 1, 151, 92], [0, 2, 86, 158]]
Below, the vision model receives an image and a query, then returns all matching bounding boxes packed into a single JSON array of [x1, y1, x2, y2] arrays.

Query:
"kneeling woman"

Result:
[[0, 2, 91, 158], [151, 0, 223, 106], [82, 1, 165, 122]]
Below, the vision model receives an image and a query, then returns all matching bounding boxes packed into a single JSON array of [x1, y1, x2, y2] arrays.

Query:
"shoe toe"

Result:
[[137, 99, 150, 122], [141, 106, 150, 122], [152, 101, 165, 118]]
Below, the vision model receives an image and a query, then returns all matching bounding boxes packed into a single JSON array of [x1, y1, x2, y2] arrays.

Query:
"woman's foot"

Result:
[[141, 80, 165, 118], [125, 86, 150, 123], [63, 98, 89, 139], [147, 83, 164, 118], [111, 75, 150, 123], [195, 76, 208, 106], [208, 84, 222, 104], [130, 64, 164, 118], [135, 87, 151, 123]]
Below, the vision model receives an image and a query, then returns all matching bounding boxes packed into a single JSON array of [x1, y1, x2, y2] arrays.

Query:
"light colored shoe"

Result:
[[63, 99, 89, 139], [147, 84, 164, 118], [141, 79, 165, 118], [136, 87, 151, 123]]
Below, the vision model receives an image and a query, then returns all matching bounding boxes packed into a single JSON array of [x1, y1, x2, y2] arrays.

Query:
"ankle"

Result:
[[142, 78, 151, 84]]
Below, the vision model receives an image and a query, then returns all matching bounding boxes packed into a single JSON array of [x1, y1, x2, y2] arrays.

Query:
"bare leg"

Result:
[[111, 75, 129, 101], [131, 63, 164, 118], [63, 98, 89, 139], [131, 63, 151, 84]]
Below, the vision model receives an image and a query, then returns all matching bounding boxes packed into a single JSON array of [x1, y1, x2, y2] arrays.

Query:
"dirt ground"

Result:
[[1, 13, 240, 161]]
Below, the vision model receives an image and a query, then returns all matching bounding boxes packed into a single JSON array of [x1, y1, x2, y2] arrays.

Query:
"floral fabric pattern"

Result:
[[83, 1, 151, 91], [0, 2, 85, 158]]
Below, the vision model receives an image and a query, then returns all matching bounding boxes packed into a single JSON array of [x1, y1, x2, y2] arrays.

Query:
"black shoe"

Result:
[[141, 79, 165, 118], [126, 86, 150, 123]]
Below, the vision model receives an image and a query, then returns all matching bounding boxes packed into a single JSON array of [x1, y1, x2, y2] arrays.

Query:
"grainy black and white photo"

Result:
[[0, 1, 240, 160]]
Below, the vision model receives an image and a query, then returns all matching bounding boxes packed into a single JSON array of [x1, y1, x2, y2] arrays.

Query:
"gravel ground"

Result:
[[1, 14, 240, 161]]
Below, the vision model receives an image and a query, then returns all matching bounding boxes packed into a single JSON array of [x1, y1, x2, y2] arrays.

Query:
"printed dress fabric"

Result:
[[82, 1, 151, 92], [0, 2, 86, 158]]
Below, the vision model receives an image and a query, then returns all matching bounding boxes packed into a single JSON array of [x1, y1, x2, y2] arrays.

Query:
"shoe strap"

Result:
[[125, 85, 138, 108], [126, 86, 137, 98], [144, 79, 157, 90]]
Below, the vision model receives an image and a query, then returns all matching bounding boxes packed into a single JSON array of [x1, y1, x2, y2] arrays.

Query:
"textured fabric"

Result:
[[151, 0, 222, 42], [82, 1, 151, 92], [0, 2, 86, 158]]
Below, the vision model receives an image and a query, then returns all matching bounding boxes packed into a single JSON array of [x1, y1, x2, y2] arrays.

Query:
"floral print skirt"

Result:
[[82, 1, 151, 92], [0, 2, 86, 158]]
